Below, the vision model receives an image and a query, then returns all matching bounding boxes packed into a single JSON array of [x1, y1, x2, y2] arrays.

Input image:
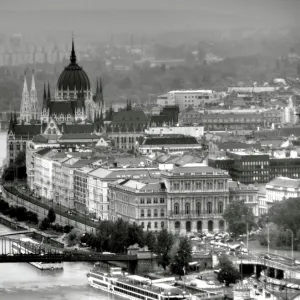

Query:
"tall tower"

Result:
[[19, 71, 31, 123], [29, 70, 39, 121]]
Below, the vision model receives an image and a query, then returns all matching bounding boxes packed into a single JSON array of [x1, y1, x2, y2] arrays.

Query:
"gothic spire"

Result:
[[30, 69, 36, 91], [47, 82, 51, 100], [99, 78, 104, 104], [70, 34, 77, 64], [43, 83, 48, 108], [8, 112, 14, 133], [23, 71, 28, 94], [96, 77, 99, 94]]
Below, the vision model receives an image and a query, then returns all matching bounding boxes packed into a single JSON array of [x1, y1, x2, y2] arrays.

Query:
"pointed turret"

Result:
[[47, 82, 51, 101], [8, 112, 14, 134], [30, 69, 36, 91], [42, 83, 48, 109], [14, 111, 17, 124], [99, 78, 104, 104], [23, 71, 28, 94], [70, 34, 77, 64]]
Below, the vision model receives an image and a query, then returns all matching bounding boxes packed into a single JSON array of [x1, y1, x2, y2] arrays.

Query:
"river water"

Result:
[[0, 224, 120, 300]]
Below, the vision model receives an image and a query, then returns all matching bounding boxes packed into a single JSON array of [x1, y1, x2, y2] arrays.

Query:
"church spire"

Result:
[[47, 82, 51, 100], [23, 71, 28, 94], [70, 34, 77, 64], [43, 83, 48, 108], [30, 69, 36, 91]]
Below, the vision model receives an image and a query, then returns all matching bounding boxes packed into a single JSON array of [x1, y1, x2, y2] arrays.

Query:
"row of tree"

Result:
[[0, 199, 38, 224]]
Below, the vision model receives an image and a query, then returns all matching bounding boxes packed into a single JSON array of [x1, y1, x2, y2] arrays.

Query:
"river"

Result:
[[0, 223, 120, 300]]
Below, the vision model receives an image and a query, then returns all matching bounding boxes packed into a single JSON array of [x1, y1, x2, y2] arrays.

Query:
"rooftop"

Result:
[[163, 163, 228, 176], [267, 176, 300, 189], [168, 90, 214, 94]]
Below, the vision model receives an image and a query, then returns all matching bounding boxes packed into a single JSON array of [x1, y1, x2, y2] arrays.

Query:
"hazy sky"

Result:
[[0, 0, 299, 37]]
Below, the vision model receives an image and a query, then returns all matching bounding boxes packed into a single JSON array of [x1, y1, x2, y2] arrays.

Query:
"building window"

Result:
[[147, 198, 151, 204], [9, 143, 13, 151], [160, 197, 165, 204], [206, 181, 213, 190], [185, 203, 190, 215], [147, 209, 151, 217], [173, 182, 180, 190], [207, 202, 212, 214], [160, 209, 165, 217], [140, 209, 144, 217], [16, 143, 20, 151], [196, 202, 201, 215], [154, 222, 158, 228], [147, 222, 151, 229], [161, 221, 164, 228], [174, 203, 179, 215], [218, 202, 224, 214], [195, 181, 202, 190], [154, 209, 158, 217], [141, 222, 144, 228], [184, 182, 191, 190], [154, 197, 158, 204], [140, 198, 145, 204], [218, 181, 224, 189]]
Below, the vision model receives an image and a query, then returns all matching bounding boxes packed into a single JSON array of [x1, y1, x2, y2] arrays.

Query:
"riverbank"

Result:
[[2, 185, 97, 234]]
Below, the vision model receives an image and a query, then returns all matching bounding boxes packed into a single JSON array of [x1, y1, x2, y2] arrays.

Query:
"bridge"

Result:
[[0, 230, 32, 237], [231, 253, 300, 280], [0, 237, 139, 273]]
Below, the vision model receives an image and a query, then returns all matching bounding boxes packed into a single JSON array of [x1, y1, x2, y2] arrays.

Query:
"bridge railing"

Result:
[[233, 256, 297, 271]]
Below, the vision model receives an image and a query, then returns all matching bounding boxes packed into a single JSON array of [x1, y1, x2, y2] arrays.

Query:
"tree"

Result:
[[39, 217, 50, 231], [217, 254, 240, 286], [171, 236, 192, 276], [47, 208, 56, 224], [145, 231, 157, 252], [223, 200, 255, 238], [155, 229, 174, 271], [268, 197, 300, 235]]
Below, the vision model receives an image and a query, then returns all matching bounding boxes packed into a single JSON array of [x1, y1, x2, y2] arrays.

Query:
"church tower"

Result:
[[29, 70, 39, 121], [20, 72, 31, 123]]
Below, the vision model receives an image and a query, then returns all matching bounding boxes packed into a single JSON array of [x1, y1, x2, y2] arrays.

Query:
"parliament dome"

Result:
[[57, 39, 91, 91]]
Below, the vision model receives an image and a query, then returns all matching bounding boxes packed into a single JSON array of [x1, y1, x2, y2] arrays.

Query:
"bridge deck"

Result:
[[0, 253, 137, 263]]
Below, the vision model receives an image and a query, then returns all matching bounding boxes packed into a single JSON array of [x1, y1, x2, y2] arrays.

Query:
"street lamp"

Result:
[[167, 291, 171, 300], [286, 229, 294, 264]]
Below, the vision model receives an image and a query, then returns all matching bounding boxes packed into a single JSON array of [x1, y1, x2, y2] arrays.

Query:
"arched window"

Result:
[[174, 203, 179, 215], [154, 222, 158, 228], [147, 209, 151, 217], [141, 222, 144, 228], [16, 143, 20, 151], [196, 202, 201, 215], [147, 222, 151, 229], [218, 202, 224, 214], [185, 203, 190, 215], [9, 143, 14, 150], [52, 129, 56, 134], [154, 209, 158, 217], [207, 202, 212, 214], [161, 221, 164, 228], [160, 209, 165, 217], [175, 221, 180, 229], [140, 209, 144, 217]]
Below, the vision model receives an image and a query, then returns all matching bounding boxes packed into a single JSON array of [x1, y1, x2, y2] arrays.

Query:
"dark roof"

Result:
[[216, 142, 261, 151], [57, 40, 90, 91], [36, 148, 52, 156], [12, 124, 45, 139], [111, 109, 148, 125], [253, 127, 300, 138], [62, 124, 94, 134], [59, 133, 99, 140], [143, 135, 199, 145], [32, 134, 50, 143], [49, 101, 76, 115]]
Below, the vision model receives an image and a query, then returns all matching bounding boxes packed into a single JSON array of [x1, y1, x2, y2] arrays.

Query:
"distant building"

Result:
[[266, 176, 300, 203], [139, 135, 201, 155], [158, 90, 221, 111], [150, 106, 179, 126], [227, 86, 280, 93], [145, 126, 204, 139]]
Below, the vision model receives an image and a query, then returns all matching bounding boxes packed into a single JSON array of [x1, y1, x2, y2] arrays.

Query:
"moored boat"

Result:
[[87, 265, 188, 300]]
